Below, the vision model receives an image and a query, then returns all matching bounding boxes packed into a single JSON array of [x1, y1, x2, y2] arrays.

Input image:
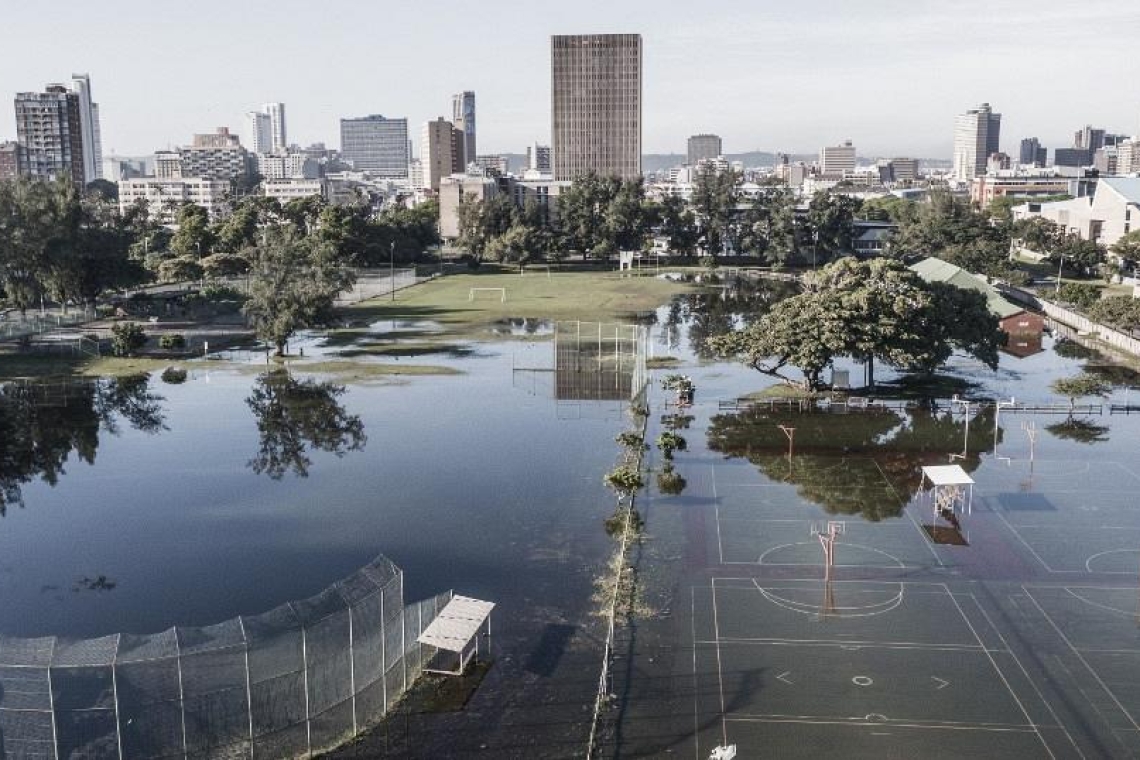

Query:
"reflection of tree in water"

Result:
[[707, 406, 998, 521], [246, 370, 367, 479], [662, 277, 798, 357], [1045, 418, 1110, 444], [0, 375, 166, 514]]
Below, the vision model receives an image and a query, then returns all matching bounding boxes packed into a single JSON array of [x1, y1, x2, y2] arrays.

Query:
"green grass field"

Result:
[[340, 269, 693, 336]]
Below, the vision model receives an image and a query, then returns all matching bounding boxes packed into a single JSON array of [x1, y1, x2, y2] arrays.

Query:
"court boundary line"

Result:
[[996, 511, 1140, 575], [701, 578, 1052, 753], [874, 457, 946, 567], [712, 457, 724, 565], [943, 586, 1056, 758], [723, 715, 1042, 733], [1022, 585, 1140, 739], [962, 591, 1085, 757]]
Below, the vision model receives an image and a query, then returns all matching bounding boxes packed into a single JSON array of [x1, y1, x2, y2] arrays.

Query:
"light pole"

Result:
[[1054, 249, 1065, 298]]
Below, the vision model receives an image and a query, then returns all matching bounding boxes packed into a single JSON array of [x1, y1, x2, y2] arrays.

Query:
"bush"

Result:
[[1088, 296, 1140, 333], [160, 366, 188, 384], [699, 255, 717, 271], [1054, 282, 1101, 311], [656, 431, 688, 460], [110, 322, 146, 357], [615, 431, 647, 450], [201, 284, 246, 302], [657, 464, 687, 495], [158, 333, 186, 350], [603, 465, 644, 495]]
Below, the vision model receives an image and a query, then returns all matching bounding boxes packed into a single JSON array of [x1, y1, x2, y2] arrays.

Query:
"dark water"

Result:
[[5, 285, 1140, 639], [0, 332, 625, 639]]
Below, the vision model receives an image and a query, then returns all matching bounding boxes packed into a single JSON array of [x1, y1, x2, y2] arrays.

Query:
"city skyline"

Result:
[[1, 0, 1138, 161]]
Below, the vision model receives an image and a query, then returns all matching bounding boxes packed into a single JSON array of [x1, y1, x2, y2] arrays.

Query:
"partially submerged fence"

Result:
[[552, 321, 649, 402], [0, 555, 452, 760]]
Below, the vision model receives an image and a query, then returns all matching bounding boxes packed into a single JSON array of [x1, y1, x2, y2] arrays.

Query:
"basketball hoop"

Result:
[[811, 521, 845, 580]]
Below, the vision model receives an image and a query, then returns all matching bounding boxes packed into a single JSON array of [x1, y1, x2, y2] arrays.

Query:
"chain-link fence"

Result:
[[552, 321, 648, 402], [333, 268, 421, 307], [0, 555, 452, 760]]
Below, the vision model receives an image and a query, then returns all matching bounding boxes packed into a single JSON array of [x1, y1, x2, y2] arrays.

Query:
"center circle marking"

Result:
[[852, 675, 874, 687]]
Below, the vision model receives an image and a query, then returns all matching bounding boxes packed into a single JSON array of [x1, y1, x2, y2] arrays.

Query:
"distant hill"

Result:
[[499, 152, 950, 175]]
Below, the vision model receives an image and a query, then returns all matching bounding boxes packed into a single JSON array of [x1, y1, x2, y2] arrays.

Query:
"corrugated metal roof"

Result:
[[909, 257, 1024, 319], [417, 595, 495, 652]]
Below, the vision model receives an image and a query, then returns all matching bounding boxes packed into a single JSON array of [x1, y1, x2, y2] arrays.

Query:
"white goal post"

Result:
[[468, 287, 506, 303]]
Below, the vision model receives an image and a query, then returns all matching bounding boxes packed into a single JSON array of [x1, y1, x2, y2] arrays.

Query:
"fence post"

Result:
[[46, 638, 59, 760], [238, 617, 254, 759], [400, 571, 407, 693], [347, 604, 358, 736], [174, 630, 189, 759], [111, 634, 125, 760], [379, 588, 387, 714], [300, 622, 312, 757]]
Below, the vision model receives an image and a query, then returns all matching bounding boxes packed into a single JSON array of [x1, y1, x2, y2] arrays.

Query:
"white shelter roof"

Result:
[[921, 465, 974, 487], [417, 595, 495, 653]]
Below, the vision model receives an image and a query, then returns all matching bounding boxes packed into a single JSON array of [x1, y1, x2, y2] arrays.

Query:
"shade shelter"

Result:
[[920, 464, 975, 521], [416, 594, 495, 675]]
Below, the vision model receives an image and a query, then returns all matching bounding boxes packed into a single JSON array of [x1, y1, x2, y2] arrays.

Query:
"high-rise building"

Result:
[[451, 92, 476, 167], [245, 111, 272, 154], [420, 117, 464, 191], [687, 134, 722, 165], [551, 33, 642, 181], [1094, 147, 1118, 175], [1019, 137, 1047, 167], [819, 140, 856, 174], [952, 103, 1001, 180], [0, 141, 20, 180], [69, 74, 102, 180], [1073, 125, 1106, 154], [888, 157, 919, 182], [14, 85, 86, 183], [339, 115, 409, 177], [1117, 139, 1140, 175], [527, 143, 552, 172], [264, 102, 287, 151], [474, 154, 509, 177], [1054, 148, 1090, 168]]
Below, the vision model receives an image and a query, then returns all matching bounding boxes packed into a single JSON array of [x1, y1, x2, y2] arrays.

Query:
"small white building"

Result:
[[1012, 176, 1140, 249], [262, 178, 327, 204]]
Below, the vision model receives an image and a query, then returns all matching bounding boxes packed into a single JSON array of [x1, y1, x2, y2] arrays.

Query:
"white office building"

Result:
[[117, 177, 231, 221], [264, 102, 287, 151], [819, 140, 856, 175], [245, 111, 272, 154], [953, 103, 1001, 181], [70, 74, 103, 180]]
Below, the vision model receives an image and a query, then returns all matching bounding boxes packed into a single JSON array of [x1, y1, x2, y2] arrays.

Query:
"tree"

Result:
[[1055, 282, 1101, 310], [657, 195, 699, 257], [889, 189, 1011, 276], [691, 166, 739, 255], [485, 222, 542, 265], [456, 192, 514, 264], [242, 226, 354, 355], [0, 178, 60, 315], [245, 370, 367, 479], [1050, 233, 1105, 278], [169, 203, 213, 258], [1088, 296, 1140, 333], [110, 322, 146, 356], [708, 258, 1002, 390], [806, 191, 861, 263], [158, 255, 204, 283], [1111, 229, 1140, 272], [1051, 373, 1111, 412]]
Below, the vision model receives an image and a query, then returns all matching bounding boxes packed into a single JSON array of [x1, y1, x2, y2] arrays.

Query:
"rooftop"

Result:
[[908, 257, 1024, 319]]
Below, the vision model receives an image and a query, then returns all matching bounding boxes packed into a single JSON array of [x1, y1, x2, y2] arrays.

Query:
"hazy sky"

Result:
[[2, 0, 1137, 160]]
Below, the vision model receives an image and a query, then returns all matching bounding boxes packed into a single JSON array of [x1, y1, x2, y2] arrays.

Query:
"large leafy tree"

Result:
[[1111, 229, 1140, 272], [242, 226, 355, 355], [456, 192, 515, 264], [657, 195, 699, 257], [169, 203, 214, 258], [708, 258, 1002, 390]]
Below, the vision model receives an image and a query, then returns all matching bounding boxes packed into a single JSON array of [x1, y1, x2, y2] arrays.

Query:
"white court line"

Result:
[[704, 638, 992, 652], [873, 458, 945, 567], [724, 715, 1040, 733], [1112, 461, 1140, 485], [711, 458, 724, 565], [967, 592, 1085, 758], [995, 509, 1060, 573], [945, 586, 1056, 759], [690, 587, 699, 760], [1065, 587, 1140, 620], [710, 577, 728, 746], [716, 577, 950, 590], [1022, 586, 1140, 739]]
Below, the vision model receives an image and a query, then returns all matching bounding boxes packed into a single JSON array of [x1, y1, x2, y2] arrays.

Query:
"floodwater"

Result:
[[0, 326, 626, 640]]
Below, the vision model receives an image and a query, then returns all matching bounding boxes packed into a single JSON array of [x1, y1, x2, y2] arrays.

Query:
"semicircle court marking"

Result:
[[754, 582, 905, 619], [757, 540, 907, 569], [1084, 548, 1140, 574], [1064, 587, 1140, 619], [852, 676, 874, 687]]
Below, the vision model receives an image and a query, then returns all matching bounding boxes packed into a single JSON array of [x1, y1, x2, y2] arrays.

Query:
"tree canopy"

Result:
[[707, 258, 1003, 389]]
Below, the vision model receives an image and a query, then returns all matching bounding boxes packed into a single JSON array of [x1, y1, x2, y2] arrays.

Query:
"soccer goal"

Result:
[[468, 287, 506, 303]]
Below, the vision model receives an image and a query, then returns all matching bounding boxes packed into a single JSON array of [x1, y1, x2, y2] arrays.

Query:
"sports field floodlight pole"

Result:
[[389, 241, 396, 302]]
